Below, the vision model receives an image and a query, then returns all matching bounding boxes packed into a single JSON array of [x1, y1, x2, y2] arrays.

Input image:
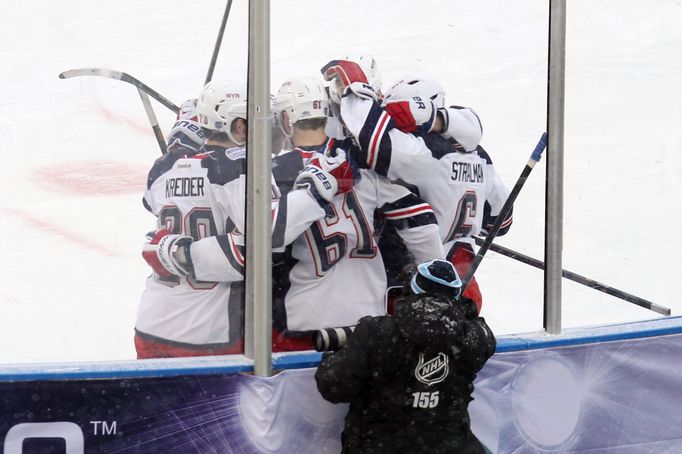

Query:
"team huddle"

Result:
[[134, 55, 512, 358]]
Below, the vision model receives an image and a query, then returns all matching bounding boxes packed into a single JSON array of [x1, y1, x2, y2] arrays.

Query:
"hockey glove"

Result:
[[142, 229, 193, 278], [321, 60, 378, 102], [295, 164, 338, 206], [315, 149, 358, 193], [177, 98, 199, 121], [166, 119, 206, 153], [383, 97, 437, 134], [295, 163, 346, 217]]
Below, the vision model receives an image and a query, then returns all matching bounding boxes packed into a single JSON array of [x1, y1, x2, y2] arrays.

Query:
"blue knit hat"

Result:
[[410, 259, 462, 299]]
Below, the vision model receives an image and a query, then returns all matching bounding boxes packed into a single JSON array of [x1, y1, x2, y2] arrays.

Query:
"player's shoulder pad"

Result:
[[146, 149, 194, 189], [422, 132, 461, 159], [272, 151, 305, 192], [201, 145, 247, 186], [449, 104, 483, 130], [475, 145, 493, 165]]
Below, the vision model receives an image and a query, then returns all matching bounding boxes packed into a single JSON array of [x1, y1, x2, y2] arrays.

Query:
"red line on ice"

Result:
[[96, 105, 150, 135], [2, 207, 118, 256], [31, 161, 146, 196]]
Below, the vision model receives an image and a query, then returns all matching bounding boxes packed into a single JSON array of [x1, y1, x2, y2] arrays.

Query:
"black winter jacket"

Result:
[[315, 294, 495, 454]]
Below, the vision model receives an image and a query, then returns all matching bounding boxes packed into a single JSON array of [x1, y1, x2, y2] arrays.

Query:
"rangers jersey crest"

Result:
[[415, 352, 449, 386]]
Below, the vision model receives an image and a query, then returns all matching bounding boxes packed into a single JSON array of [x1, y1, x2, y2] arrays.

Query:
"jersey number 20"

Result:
[[158, 205, 218, 289]]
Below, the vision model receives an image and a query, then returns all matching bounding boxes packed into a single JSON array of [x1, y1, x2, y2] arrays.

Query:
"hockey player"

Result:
[[321, 60, 512, 313], [315, 259, 495, 453], [136, 80, 352, 359], [269, 75, 445, 351], [173, 95, 288, 156]]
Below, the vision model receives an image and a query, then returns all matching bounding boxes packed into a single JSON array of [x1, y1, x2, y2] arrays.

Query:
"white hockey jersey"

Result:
[[136, 144, 325, 347], [272, 140, 444, 332], [340, 96, 512, 257]]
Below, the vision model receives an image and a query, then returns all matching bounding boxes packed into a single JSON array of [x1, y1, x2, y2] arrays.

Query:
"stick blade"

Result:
[[651, 304, 671, 316], [58, 68, 125, 81]]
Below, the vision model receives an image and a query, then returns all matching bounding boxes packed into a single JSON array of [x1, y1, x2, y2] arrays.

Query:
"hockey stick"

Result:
[[59, 68, 180, 114], [137, 88, 167, 154], [461, 133, 548, 292], [205, 0, 234, 84], [473, 236, 671, 316]]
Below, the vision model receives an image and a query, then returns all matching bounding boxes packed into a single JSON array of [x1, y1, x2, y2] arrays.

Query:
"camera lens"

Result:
[[314, 326, 355, 352]]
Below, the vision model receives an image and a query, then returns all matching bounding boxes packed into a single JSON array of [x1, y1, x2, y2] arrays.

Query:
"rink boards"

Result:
[[1, 316, 682, 453]]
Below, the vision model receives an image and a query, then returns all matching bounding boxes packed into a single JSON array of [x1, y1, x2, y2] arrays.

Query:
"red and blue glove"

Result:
[[321, 59, 378, 102], [383, 96, 438, 134], [142, 229, 193, 277]]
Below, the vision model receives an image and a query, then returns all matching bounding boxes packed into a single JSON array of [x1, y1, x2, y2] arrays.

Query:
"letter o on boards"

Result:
[[510, 357, 581, 449], [4, 422, 84, 454]]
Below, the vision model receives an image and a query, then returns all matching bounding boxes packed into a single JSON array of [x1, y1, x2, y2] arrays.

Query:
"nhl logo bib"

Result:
[[415, 352, 449, 386]]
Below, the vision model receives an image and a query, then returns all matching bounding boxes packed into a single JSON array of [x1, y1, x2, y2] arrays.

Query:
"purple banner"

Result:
[[470, 332, 682, 452], [0, 369, 345, 453], [2, 333, 682, 453]]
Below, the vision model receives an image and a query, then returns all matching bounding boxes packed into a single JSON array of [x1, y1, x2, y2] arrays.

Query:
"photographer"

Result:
[[314, 259, 495, 453]]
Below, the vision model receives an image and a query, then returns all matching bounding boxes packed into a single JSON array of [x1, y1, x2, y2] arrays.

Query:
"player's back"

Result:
[[339, 94, 510, 253], [423, 144, 500, 249], [285, 169, 387, 331], [137, 147, 245, 347], [383, 133, 509, 252]]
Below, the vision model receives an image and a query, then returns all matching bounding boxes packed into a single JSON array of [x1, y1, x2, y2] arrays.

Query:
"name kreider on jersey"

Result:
[[165, 177, 205, 197], [450, 162, 484, 183]]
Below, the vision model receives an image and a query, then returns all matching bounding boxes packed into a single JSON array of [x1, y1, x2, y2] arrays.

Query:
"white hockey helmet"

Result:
[[196, 81, 247, 144], [384, 72, 446, 108], [273, 76, 330, 136]]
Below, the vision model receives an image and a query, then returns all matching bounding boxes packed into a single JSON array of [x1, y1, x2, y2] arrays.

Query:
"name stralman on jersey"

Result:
[[166, 177, 205, 198], [451, 162, 484, 183]]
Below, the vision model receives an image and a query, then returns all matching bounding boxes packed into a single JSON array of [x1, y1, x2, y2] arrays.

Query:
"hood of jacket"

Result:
[[394, 294, 463, 353]]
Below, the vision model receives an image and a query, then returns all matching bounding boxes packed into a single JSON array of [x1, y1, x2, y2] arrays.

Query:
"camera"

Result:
[[313, 325, 356, 352]]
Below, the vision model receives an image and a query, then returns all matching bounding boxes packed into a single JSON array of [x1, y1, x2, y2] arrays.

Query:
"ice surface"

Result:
[[1, 0, 680, 363]]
